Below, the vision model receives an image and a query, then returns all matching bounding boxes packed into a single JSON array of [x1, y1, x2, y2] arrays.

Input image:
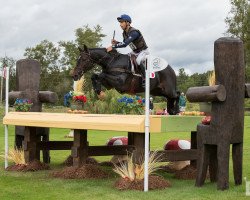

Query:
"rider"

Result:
[[106, 14, 149, 86]]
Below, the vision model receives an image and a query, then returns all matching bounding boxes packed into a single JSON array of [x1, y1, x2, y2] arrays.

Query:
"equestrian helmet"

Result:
[[117, 14, 132, 23]]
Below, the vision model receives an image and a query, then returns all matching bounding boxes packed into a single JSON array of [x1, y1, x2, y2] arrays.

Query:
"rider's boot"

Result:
[[139, 63, 146, 88]]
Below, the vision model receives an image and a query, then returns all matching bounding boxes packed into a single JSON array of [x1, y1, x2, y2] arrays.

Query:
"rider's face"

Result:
[[119, 21, 129, 31]]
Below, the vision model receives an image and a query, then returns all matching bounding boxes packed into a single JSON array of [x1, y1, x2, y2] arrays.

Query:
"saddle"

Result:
[[130, 54, 142, 77]]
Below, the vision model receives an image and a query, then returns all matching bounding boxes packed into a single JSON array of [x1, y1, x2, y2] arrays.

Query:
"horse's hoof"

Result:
[[98, 91, 106, 100]]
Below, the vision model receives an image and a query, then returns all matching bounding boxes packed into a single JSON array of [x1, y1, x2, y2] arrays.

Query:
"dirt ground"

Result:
[[52, 164, 109, 179], [114, 175, 171, 191], [6, 160, 50, 172]]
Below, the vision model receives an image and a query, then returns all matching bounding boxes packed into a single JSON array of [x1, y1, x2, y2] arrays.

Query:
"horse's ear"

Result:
[[78, 47, 83, 52], [83, 44, 89, 53]]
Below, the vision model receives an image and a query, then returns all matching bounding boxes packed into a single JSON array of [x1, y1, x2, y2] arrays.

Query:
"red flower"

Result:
[[202, 116, 211, 125], [73, 95, 87, 103], [138, 99, 142, 104]]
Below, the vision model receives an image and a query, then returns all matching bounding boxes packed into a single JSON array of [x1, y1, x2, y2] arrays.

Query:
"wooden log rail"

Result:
[[9, 91, 58, 103], [187, 83, 250, 102], [186, 85, 226, 102]]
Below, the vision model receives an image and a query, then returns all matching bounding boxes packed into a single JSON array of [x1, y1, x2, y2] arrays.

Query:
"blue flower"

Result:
[[64, 92, 73, 107]]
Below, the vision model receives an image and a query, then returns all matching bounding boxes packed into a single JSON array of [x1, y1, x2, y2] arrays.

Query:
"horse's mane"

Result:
[[89, 47, 121, 57]]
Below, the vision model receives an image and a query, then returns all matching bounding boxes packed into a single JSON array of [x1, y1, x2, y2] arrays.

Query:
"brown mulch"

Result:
[[52, 164, 109, 179], [6, 160, 50, 172], [114, 175, 171, 191], [63, 155, 99, 167], [174, 165, 209, 180], [99, 160, 128, 167]]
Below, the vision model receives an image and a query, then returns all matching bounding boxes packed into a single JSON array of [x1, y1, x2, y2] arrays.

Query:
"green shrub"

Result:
[[186, 102, 200, 111], [83, 89, 147, 114]]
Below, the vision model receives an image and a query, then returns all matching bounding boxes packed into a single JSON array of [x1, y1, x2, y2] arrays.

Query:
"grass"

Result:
[[0, 111, 250, 199]]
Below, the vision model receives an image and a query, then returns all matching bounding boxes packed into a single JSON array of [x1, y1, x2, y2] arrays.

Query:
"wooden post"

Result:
[[232, 143, 243, 185], [23, 127, 40, 162], [128, 132, 146, 164], [190, 131, 197, 167], [187, 37, 246, 190], [72, 129, 88, 167], [9, 59, 58, 163]]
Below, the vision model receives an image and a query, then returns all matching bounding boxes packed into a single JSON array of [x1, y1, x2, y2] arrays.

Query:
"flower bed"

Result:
[[14, 98, 33, 112], [64, 91, 87, 111], [117, 96, 145, 114]]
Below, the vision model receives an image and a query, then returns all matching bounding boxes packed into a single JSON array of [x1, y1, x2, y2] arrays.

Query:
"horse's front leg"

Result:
[[91, 74, 102, 95]]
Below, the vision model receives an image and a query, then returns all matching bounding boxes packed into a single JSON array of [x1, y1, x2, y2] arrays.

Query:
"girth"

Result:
[[105, 67, 131, 74]]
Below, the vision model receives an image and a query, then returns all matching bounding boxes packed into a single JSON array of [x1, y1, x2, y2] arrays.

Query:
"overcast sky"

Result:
[[0, 0, 231, 74]]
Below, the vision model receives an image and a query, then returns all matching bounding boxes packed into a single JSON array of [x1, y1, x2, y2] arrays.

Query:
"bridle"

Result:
[[80, 50, 110, 67]]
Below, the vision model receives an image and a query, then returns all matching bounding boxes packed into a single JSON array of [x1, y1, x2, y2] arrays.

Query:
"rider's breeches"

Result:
[[129, 49, 149, 65]]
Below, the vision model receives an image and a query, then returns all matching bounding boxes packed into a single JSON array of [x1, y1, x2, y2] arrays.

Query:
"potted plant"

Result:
[[14, 98, 33, 112], [113, 151, 171, 190]]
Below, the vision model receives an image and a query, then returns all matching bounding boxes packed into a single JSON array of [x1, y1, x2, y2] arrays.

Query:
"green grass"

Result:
[[0, 115, 250, 199]]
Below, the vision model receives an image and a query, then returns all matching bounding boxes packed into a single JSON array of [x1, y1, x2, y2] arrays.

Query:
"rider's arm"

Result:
[[112, 31, 140, 49]]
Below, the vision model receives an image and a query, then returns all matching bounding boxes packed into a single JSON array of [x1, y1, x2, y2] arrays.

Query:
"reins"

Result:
[[81, 50, 131, 74]]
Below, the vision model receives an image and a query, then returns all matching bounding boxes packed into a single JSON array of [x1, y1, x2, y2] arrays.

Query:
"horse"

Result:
[[72, 45, 179, 114]]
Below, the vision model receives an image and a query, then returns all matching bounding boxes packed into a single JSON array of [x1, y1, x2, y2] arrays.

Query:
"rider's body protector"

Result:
[[112, 27, 148, 53]]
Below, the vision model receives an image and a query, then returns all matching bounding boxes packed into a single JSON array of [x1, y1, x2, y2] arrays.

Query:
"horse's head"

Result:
[[72, 45, 95, 81]]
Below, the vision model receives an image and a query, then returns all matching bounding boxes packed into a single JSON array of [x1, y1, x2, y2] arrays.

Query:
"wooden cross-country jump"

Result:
[[3, 112, 202, 167]]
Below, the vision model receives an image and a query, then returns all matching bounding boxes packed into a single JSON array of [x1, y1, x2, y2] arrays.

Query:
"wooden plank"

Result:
[[3, 112, 200, 133], [3, 112, 145, 132], [36, 141, 73, 150], [88, 145, 135, 156], [160, 116, 202, 132], [156, 149, 199, 162], [36, 142, 134, 155]]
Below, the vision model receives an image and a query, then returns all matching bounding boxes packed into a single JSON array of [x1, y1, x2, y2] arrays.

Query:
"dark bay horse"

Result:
[[72, 45, 179, 114]]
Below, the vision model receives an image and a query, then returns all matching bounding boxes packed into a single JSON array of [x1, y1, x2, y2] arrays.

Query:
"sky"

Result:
[[0, 0, 231, 74]]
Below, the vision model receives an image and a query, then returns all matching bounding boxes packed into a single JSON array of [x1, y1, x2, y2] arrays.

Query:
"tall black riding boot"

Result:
[[139, 64, 146, 88], [139, 64, 146, 79]]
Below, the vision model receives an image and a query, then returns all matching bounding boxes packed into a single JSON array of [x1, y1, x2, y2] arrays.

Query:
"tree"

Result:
[[225, 0, 250, 81], [0, 56, 16, 103], [24, 40, 65, 100], [59, 25, 105, 67], [23, 25, 106, 105], [24, 40, 61, 74], [59, 25, 106, 93], [177, 68, 189, 92]]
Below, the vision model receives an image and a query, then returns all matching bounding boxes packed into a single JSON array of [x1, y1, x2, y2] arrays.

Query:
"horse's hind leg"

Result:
[[167, 96, 180, 115], [174, 93, 180, 114], [167, 98, 175, 115]]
